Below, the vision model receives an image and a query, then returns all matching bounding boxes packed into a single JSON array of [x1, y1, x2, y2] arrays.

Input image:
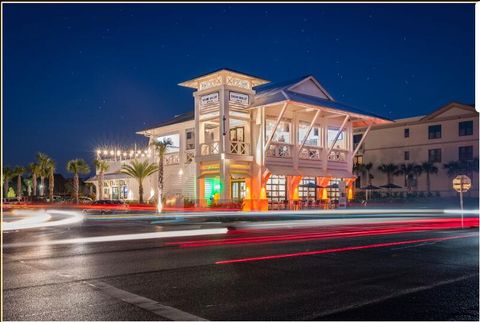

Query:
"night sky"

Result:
[[4, 3, 475, 176]]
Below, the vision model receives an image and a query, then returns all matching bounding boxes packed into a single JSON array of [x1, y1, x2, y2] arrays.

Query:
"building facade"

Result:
[[353, 102, 479, 197], [88, 69, 390, 210]]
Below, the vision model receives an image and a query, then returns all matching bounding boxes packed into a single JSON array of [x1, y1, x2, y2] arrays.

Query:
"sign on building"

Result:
[[200, 92, 219, 108], [229, 92, 249, 106]]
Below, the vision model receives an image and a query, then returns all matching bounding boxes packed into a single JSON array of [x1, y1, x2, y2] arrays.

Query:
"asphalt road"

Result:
[[3, 209, 479, 321]]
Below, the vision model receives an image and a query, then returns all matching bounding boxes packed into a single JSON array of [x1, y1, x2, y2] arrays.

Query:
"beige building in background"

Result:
[[354, 102, 479, 196]]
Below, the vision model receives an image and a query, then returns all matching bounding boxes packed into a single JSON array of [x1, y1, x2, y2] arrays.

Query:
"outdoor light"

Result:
[[103, 150, 108, 155], [117, 151, 121, 156], [178, 168, 184, 176], [96, 149, 101, 154], [123, 152, 127, 157], [110, 150, 114, 155]]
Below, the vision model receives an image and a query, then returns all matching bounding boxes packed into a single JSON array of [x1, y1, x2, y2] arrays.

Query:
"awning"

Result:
[[85, 172, 131, 183]]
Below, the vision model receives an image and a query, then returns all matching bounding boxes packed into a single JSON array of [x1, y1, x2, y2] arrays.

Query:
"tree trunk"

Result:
[[4, 179, 9, 198], [17, 175, 22, 200], [74, 174, 79, 204], [158, 153, 164, 209], [139, 182, 144, 203], [99, 171, 104, 200], [40, 176, 45, 196], [32, 173, 37, 197], [426, 172, 431, 194], [49, 169, 54, 202]]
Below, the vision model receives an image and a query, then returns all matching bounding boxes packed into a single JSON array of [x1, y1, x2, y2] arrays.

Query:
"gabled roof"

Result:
[[420, 102, 477, 121], [137, 110, 194, 133], [283, 90, 392, 121], [179, 68, 269, 89], [252, 75, 392, 122]]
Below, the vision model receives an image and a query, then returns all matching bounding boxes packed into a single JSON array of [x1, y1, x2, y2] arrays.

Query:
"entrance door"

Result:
[[231, 180, 246, 201]]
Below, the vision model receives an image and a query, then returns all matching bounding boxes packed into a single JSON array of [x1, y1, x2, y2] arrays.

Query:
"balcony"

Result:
[[267, 143, 292, 159], [229, 141, 250, 155], [200, 142, 220, 156], [299, 146, 322, 160], [328, 149, 347, 162]]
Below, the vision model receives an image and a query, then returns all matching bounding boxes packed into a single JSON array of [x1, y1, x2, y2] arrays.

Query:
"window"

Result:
[[298, 122, 320, 146], [428, 125, 442, 139], [404, 151, 410, 161], [459, 146, 473, 161], [354, 155, 363, 165], [404, 128, 410, 138], [266, 175, 287, 203], [459, 121, 473, 136], [353, 134, 362, 149], [266, 120, 291, 144], [328, 127, 346, 150], [299, 177, 317, 200], [428, 149, 442, 163], [185, 129, 195, 150], [327, 179, 341, 201]]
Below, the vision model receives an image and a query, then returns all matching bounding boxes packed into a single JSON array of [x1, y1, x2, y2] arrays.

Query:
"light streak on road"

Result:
[[167, 218, 479, 248], [215, 233, 478, 264], [3, 228, 229, 248], [3, 209, 83, 231]]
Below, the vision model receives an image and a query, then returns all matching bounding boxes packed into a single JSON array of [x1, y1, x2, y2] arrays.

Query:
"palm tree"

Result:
[[13, 166, 25, 201], [3, 167, 13, 199], [36, 153, 50, 196], [66, 159, 90, 204], [94, 159, 109, 200], [150, 138, 173, 212], [420, 162, 438, 194], [443, 161, 461, 177], [28, 163, 41, 197], [378, 163, 399, 186], [121, 159, 158, 203], [45, 158, 56, 202], [397, 163, 422, 192]]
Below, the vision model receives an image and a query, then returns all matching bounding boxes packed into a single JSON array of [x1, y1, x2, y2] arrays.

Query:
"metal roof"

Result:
[[254, 75, 311, 95], [138, 110, 194, 132]]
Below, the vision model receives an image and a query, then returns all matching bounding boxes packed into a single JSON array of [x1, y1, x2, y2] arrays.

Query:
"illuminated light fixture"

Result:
[[103, 150, 108, 155], [117, 151, 121, 156], [150, 188, 155, 198], [96, 149, 101, 154], [221, 153, 225, 160], [130, 150, 134, 154], [178, 168, 184, 176], [110, 150, 115, 156], [123, 152, 127, 157]]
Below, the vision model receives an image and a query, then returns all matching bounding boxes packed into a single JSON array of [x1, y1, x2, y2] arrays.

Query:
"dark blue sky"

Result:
[[4, 3, 475, 176]]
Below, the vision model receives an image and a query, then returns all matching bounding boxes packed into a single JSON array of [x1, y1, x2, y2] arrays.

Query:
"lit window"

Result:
[[266, 120, 291, 144], [459, 121, 473, 136]]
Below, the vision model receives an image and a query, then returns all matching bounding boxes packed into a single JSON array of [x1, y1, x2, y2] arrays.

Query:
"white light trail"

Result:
[[3, 209, 83, 231], [3, 228, 228, 248]]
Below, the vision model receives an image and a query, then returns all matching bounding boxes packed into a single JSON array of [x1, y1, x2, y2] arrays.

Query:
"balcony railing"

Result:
[[185, 151, 194, 164], [164, 152, 180, 166], [200, 141, 220, 156], [229, 141, 250, 155], [328, 149, 347, 162], [267, 143, 292, 159], [299, 146, 322, 160]]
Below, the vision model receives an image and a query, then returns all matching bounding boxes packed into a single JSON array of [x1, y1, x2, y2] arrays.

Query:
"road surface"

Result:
[[3, 209, 479, 320]]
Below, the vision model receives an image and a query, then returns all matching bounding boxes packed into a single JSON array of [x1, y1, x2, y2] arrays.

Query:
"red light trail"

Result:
[[215, 233, 478, 264], [166, 218, 479, 248]]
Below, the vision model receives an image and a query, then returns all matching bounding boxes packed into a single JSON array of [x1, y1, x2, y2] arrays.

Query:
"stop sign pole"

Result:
[[453, 175, 472, 229]]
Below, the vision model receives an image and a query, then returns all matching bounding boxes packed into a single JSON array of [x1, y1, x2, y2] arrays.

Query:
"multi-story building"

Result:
[[353, 102, 478, 197], [87, 68, 390, 210]]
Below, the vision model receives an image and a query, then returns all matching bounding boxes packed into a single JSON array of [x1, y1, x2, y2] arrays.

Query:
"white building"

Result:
[[88, 68, 390, 210], [353, 102, 478, 197]]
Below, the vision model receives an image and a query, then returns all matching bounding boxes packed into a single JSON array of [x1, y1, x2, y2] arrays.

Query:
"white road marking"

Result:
[[3, 228, 228, 248], [308, 273, 479, 319], [85, 280, 207, 321]]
